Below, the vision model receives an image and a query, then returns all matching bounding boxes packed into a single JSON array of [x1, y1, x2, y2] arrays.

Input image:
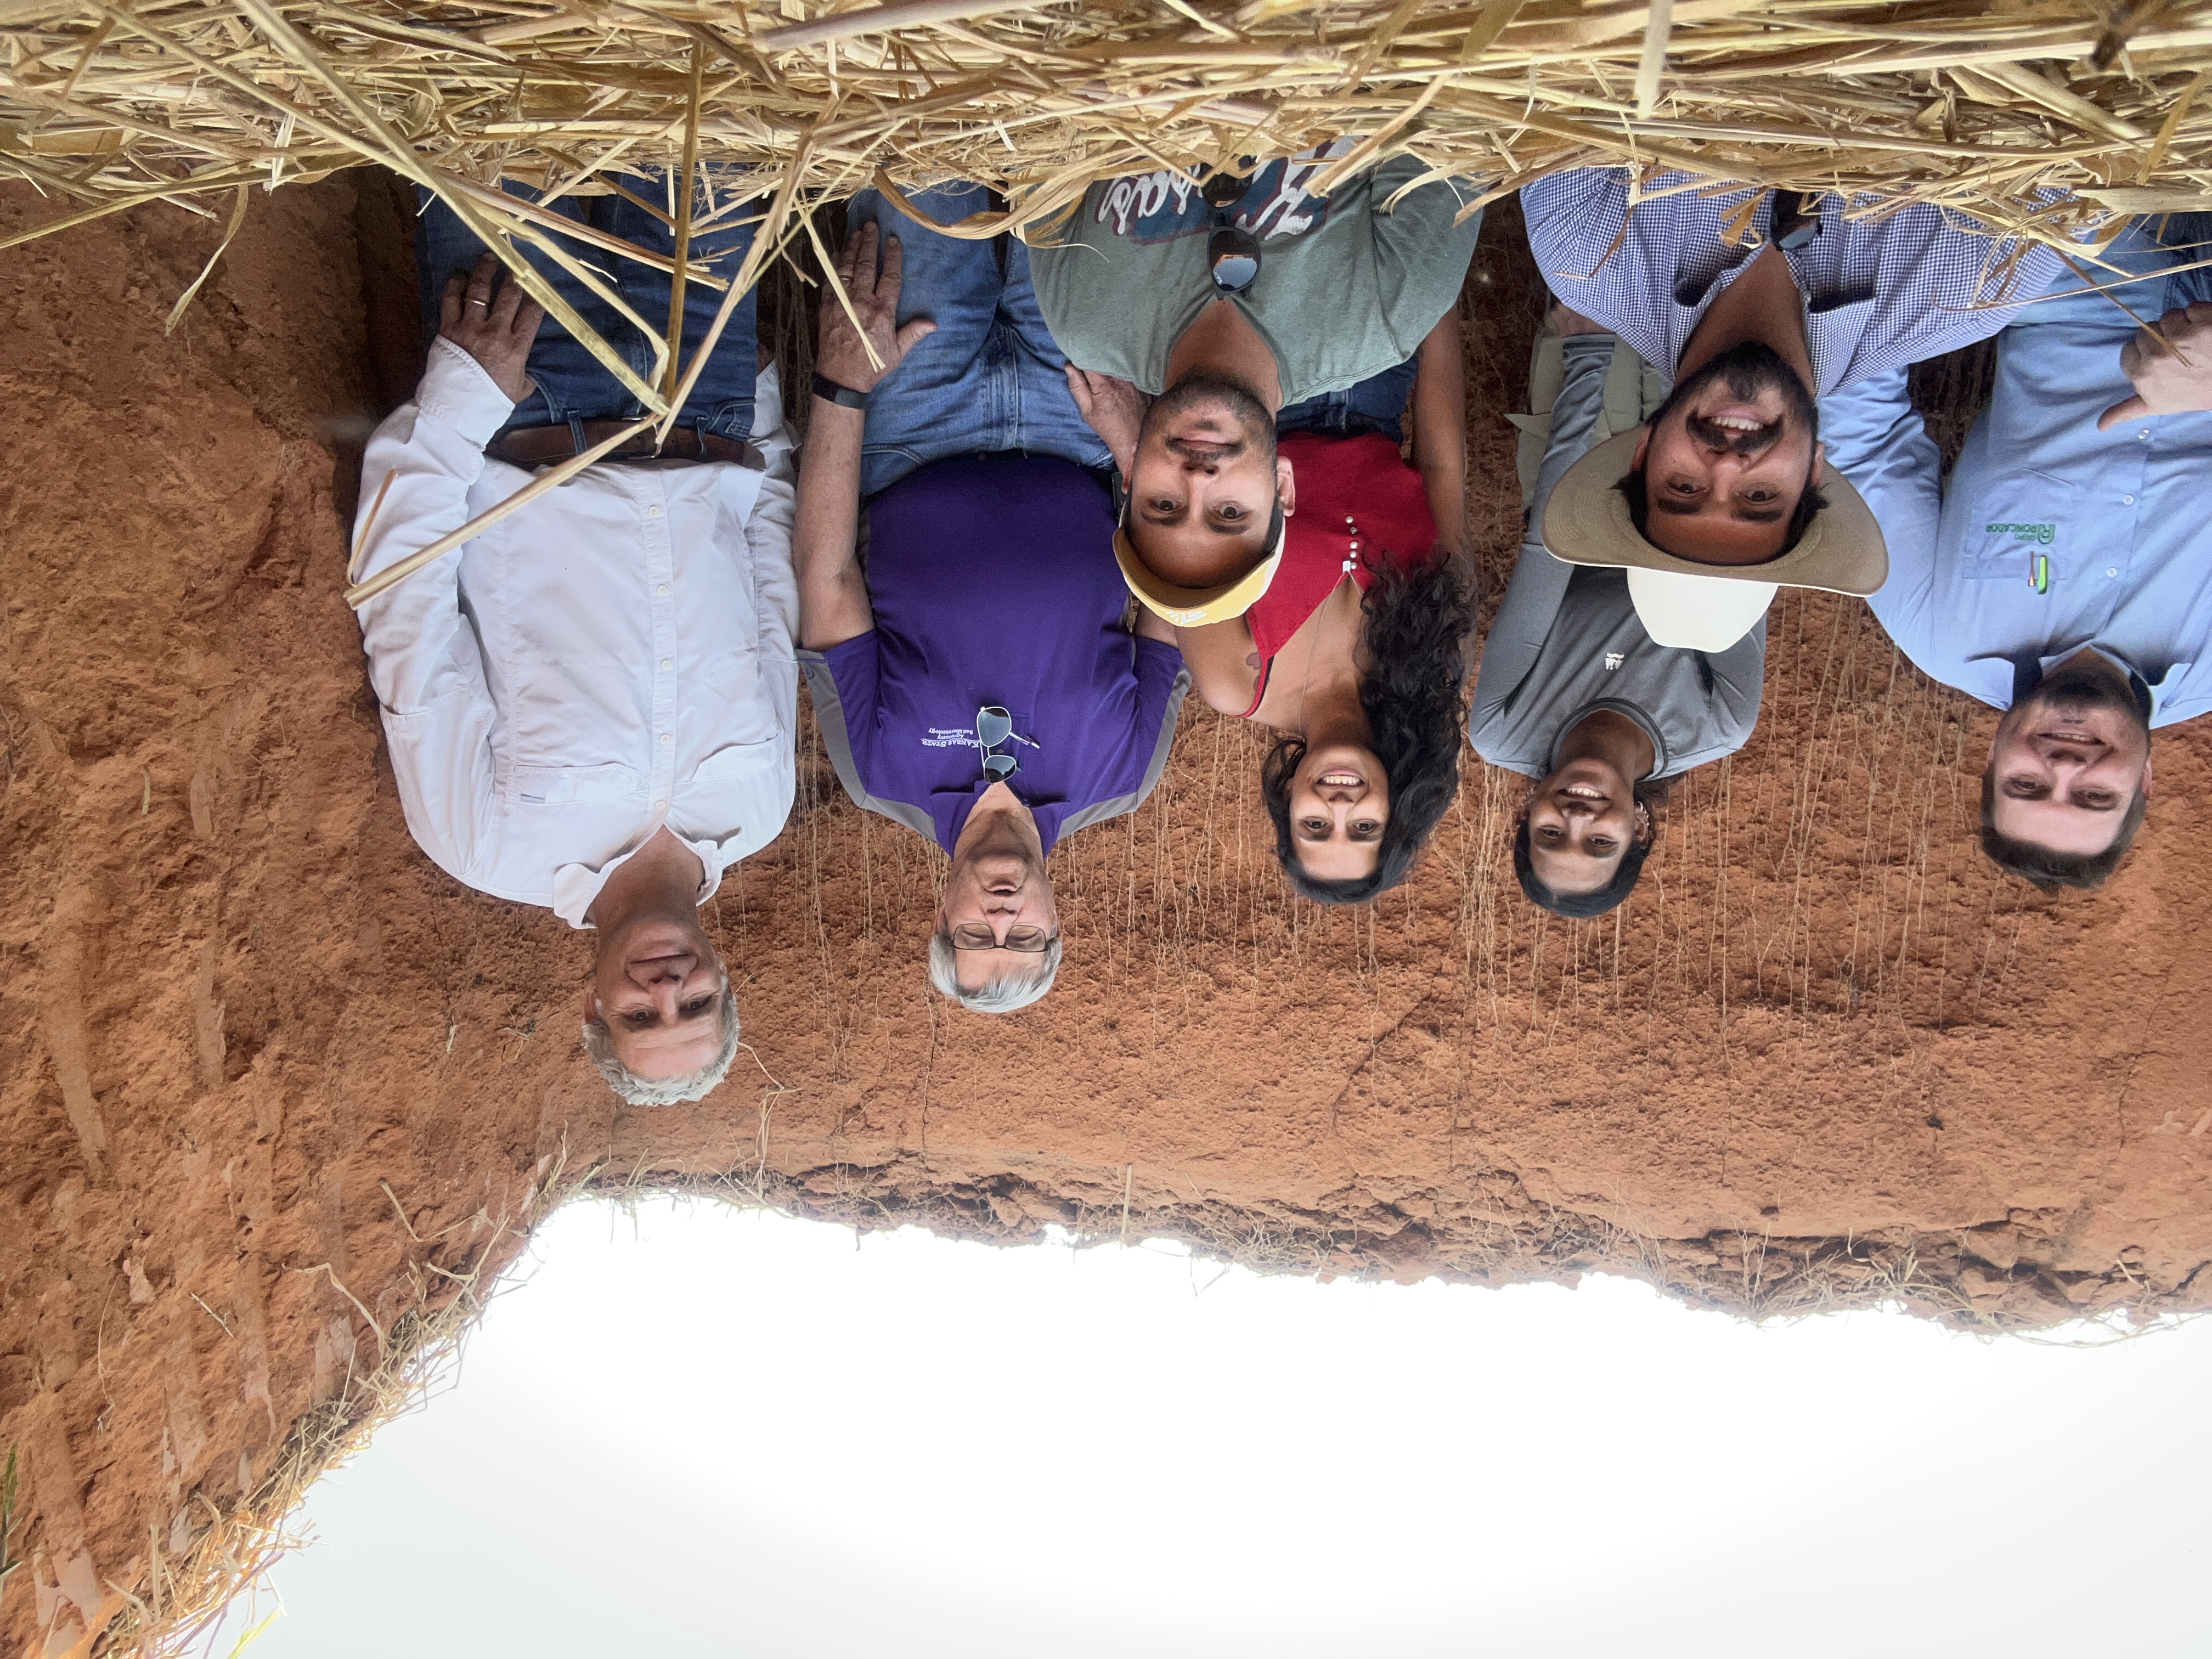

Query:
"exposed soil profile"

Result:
[[3, 174, 2210, 1656]]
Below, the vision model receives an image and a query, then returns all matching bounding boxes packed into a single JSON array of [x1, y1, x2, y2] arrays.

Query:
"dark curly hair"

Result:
[[1261, 552, 1476, 904], [1513, 781, 1661, 918]]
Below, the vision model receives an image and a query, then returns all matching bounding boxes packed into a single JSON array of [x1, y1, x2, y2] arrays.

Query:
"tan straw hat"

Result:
[[1114, 512, 1287, 628], [1540, 428, 1887, 652]]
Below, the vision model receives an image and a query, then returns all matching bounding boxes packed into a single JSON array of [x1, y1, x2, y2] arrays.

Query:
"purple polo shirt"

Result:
[[803, 455, 1187, 854]]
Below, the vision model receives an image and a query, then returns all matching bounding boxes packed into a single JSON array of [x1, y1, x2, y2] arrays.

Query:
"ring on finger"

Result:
[[468, 297, 490, 307]]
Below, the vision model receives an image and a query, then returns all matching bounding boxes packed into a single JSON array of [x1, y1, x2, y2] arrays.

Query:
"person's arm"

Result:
[[1133, 603, 1177, 646], [743, 362, 800, 715], [794, 220, 936, 651], [1168, 618, 1261, 715], [1815, 366, 1942, 663], [1471, 329, 1616, 738], [1065, 366, 1147, 487], [1409, 309, 1468, 561], [353, 255, 542, 879]]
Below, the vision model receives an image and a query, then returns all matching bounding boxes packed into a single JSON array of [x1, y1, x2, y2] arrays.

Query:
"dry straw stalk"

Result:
[[2, 0, 2198, 589], [6, 0, 2208, 360]]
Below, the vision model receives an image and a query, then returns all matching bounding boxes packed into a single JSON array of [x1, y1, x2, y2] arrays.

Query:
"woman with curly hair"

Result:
[[1167, 312, 1478, 903]]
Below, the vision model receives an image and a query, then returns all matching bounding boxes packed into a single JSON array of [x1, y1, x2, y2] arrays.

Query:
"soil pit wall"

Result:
[[2, 177, 2208, 1656]]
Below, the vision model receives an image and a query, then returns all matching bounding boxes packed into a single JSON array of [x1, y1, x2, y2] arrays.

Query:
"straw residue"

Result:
[[5, 1, 2202, 281]]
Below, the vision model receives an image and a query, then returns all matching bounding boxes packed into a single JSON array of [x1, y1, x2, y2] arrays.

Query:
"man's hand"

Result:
[[439, 252, 543, 404], [817, 219, 935, 397], [1064, 366, 1148, 479], [2100, 301, 2212, 430]]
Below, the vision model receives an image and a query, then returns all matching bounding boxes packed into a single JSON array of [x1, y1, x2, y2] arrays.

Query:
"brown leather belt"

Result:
[[488, 422, 766, 471]]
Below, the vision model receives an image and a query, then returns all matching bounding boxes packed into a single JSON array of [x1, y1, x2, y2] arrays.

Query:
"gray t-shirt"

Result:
[[1029, 153, 1481, 405], [1470, 332, 1763, 778], [1470, 564, 1764, 778]]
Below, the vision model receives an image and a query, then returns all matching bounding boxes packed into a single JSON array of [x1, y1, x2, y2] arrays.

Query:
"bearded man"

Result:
[[1520, 172, 2071, 653], [1026, 146, 1481, 628]]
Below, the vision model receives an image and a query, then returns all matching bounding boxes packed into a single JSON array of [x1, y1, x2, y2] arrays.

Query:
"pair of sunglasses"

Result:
[[1205, 165, 1261, 296], [1769, 189, 1823, 252], [977, 704, 1040, 782]]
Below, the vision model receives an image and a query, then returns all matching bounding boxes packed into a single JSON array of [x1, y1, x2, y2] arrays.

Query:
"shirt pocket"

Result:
[[689, 741, 784, 785], [1963, 471, 2075, 583], [510, 761, 639, 806]]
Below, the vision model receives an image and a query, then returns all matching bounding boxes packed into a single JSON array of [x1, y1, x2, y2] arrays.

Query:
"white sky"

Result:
[[224, 1197, 2209, 1659]]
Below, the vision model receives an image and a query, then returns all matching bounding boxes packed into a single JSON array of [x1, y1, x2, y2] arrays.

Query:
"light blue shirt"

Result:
[[1820, 217, 2212, 729]]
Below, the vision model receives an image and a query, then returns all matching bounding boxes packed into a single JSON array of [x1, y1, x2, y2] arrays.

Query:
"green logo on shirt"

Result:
[[1987, 521, 2057, 546]]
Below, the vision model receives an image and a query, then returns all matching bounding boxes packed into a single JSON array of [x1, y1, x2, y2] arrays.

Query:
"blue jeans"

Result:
[[1276, 357, 1418, 444], [845, 182, 1110, 497], [414, 172, 759, 441]]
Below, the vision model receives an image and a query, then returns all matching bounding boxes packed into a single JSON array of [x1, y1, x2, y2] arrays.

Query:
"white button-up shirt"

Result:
[[352, 341, 798, 927]]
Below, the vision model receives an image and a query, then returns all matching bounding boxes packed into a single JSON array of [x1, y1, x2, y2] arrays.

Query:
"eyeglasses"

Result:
[[1204, 164, 1260, 295], [977, 704, 1040, 782], [948, 923, 1055, 953]]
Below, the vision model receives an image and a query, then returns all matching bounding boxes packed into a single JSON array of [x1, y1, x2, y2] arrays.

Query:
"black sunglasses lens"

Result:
[[1211, 253, 1258, 292], [984, 754, 1017, 780], [977, 708, 1013, 748]]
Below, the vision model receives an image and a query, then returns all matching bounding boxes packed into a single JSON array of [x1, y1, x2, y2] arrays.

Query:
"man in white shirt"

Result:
[[351, 174, 797, 1104]]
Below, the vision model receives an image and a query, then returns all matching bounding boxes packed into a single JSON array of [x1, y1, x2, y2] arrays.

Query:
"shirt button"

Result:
[[2140, 430, 2152, 441], [653, 799, 667, 811], [2107, 566, 2120, 577], [660, 658, 673, 670], [660, 732, 673, 744], [2121, 494, 2135, 505], [656, 583, 670, 595], [647, 503, 663, 517]]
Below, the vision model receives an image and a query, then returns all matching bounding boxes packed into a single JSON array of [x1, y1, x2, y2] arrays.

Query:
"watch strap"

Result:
[[811, 372, 870, 410]]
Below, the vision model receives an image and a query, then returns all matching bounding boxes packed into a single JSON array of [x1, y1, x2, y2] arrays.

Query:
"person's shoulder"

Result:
[[1519, 170, 1633, 266]]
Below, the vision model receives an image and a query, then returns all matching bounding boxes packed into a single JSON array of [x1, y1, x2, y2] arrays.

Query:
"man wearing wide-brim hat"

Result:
[[1522, 169, 2074, 653]]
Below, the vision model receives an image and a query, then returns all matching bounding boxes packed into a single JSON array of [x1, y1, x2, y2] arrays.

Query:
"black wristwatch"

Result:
[[811, 372, 870, 410]]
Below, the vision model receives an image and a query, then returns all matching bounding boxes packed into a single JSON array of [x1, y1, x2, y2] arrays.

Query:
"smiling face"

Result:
[[584, 912, 727, 1082], [1125, 375, 1293, 589], [1632, 341, 1822, 567], [938, 840, 1060, 996], [1286, 742, 1390, 883], [1523, 757, 1648, 896], [1987, 665, 2152, 857]]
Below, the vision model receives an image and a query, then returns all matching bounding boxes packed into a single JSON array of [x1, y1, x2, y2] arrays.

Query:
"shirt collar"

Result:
[[551, 818, 726, 930], [1548, 698, 1671, 780], [1990, 645, 2164, 723]]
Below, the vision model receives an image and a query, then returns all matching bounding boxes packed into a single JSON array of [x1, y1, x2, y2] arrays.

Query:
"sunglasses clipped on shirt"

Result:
[[1204, 163, 1261, 296], [976, 704, 1040, 782]]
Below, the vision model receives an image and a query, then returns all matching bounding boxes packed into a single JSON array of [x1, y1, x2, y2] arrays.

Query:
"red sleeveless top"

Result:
[[1240, 430, 1440, 719]]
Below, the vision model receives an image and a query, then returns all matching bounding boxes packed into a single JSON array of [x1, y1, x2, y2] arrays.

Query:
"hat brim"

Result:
[[1539, 428, 1888, 597], [1115, 513, 1286, 628]]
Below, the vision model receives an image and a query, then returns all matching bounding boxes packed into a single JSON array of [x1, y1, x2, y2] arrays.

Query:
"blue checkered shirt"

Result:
[[1522, 170, 2069, 393]]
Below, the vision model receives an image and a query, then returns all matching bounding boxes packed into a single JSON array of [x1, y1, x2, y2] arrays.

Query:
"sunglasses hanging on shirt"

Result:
[[1203, 163, 1261, 296], [1769, 189, 1824, 252], [977, 704, 1040, 782]]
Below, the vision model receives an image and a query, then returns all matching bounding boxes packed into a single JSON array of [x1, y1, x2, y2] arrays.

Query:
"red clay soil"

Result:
[[3, 176, 2210, 1656]]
